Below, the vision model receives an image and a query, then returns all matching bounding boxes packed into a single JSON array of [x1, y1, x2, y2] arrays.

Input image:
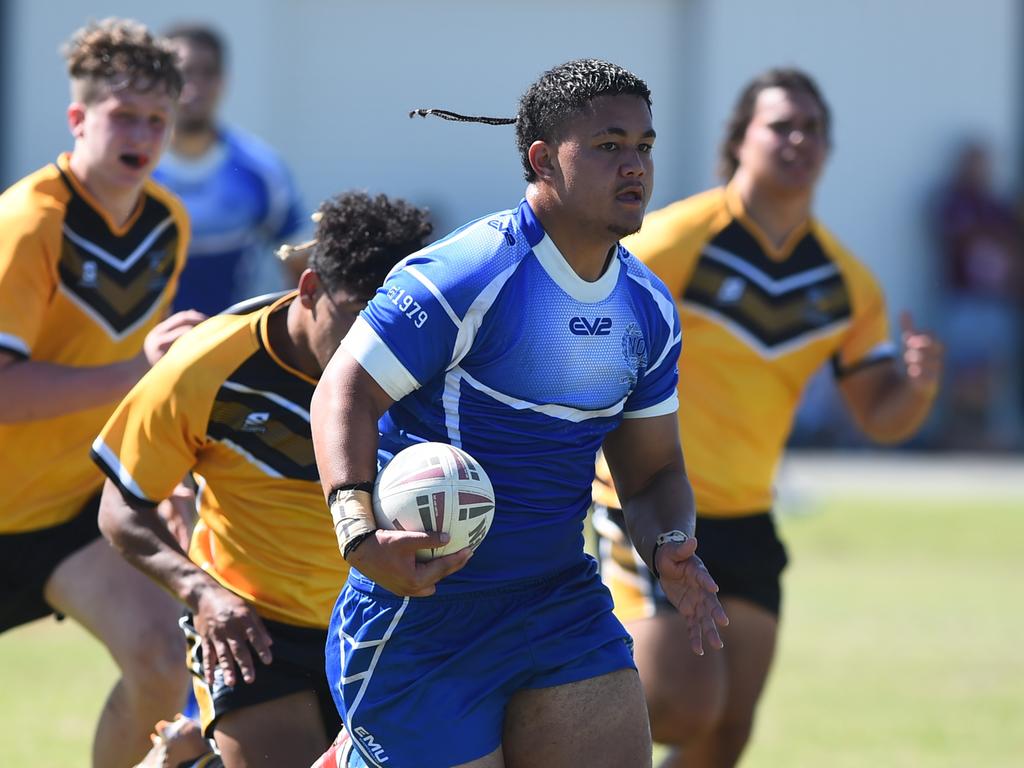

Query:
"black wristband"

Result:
[[343, 529, 376, 559], [328, 482, 375, 507]]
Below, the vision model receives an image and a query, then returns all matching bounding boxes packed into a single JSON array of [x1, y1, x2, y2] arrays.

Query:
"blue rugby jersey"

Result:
[[154, 127, 305, 315], [342, 200, 681, 590]]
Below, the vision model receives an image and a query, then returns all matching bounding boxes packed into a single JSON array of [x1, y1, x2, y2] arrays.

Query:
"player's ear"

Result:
[[297, 268, 321, 309], [528, 140, 557, 181], [68, 103, 87, 139]]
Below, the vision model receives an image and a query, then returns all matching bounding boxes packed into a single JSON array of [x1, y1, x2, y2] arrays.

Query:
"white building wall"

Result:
[[2, 0, 1018, 324]]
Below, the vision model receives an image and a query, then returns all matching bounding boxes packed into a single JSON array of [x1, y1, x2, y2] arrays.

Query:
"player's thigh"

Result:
[[214, 690, 327, 768], [503, 667, 651, 768], [44, 535, 185, 673], [451, 746, 504, 768], [715, 596, 779, 722], [345, 746, 504, 768], [628, 611, 728, 740]]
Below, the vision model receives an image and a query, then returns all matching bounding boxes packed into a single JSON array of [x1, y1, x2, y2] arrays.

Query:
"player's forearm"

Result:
[[310, 352, 386, 497], [857, 372, 937, 444], [97, 480, 218, 609], [619, 461, 696, 574], [0, 356, 147, 423]]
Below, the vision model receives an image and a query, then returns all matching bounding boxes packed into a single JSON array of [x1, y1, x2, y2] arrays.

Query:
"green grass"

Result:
[[1, 617, 116, 765], [2, 491, 1022, 767], [740, 494, 1024, 768]]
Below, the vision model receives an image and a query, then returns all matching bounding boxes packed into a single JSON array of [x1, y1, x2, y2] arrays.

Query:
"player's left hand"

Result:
[[900, 311, 943, 396], [656, 536, 729, 655]]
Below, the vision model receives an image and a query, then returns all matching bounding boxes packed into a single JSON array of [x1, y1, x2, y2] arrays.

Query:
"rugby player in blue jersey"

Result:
[[310, 59, 728, 768], [154, 24, 306, 315]]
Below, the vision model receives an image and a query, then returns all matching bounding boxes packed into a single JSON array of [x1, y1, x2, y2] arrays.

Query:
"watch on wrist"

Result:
[[651, 529, 689, 579]]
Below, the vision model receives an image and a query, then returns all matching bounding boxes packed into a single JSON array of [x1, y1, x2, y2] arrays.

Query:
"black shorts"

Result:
[[182, 612, 341, 740], [594, 505, 789, 618], [0, 494, 102, 633]]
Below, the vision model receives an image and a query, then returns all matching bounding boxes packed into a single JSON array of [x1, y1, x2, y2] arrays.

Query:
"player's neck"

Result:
[[170, 127, 219, 159], [732, 172, 813, 249], [273, 298, 322, 379], [526, 191, 617, 282], [67, 153, 144, 228]]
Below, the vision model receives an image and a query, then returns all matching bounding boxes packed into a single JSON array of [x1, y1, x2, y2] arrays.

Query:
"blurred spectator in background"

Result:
[[155, 23, 306, 316], [933, 140, 1023, 450]]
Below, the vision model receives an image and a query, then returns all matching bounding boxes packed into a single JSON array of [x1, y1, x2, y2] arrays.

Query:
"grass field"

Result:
[[2, 459, 1022, 767]]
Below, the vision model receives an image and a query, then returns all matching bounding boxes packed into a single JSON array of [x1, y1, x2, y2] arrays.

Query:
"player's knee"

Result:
[[117, 622, 188, 698], [649, 693, 724, 748]]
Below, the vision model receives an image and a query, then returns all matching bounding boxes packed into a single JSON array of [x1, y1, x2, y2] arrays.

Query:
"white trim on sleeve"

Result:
[[0, 332, 30, 357], [341, 317, 421, 402], [622, 392, 679, 420], [90, 437, 158, 504]]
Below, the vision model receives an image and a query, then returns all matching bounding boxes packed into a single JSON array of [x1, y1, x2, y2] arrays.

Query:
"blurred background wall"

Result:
[[2, 0, 1021, 448]]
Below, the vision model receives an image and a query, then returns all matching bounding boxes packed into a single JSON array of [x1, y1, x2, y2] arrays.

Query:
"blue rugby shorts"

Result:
[[326, 557, 635, 768]]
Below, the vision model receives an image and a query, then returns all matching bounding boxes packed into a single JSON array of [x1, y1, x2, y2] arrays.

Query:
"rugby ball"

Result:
[[372, 442, 495, 562]]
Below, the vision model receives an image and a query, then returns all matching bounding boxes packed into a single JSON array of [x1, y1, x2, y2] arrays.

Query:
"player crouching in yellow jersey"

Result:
[[0, 19, 207, 766], [94, 192, 433, 768], [594, 68, 943, 768]]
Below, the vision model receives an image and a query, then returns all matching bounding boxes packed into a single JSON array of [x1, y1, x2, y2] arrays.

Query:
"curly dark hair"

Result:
[[515, 59, 651, 182], [64, 18, 182, 104], [409, 59, 651, 182], [308, 192, 433, 299], [718, 67, 831, 180]]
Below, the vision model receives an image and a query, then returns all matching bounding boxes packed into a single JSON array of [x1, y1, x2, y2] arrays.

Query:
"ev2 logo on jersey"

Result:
[[569, 317, 613, 336]]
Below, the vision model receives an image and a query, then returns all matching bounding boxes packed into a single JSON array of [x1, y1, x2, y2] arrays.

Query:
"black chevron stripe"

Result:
[[683, 225, 851, 348], [58, 233, 178, 333], [207, 347, 318, 481]]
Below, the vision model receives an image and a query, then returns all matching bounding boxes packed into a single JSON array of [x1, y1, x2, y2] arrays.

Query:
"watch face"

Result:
[[657, 530, 689, 545]]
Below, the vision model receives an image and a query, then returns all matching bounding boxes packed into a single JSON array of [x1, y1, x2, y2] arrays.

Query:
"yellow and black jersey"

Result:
[[92, 293, 345, 629], [596, 185, 894, 515], [0, 153, 188, 533]]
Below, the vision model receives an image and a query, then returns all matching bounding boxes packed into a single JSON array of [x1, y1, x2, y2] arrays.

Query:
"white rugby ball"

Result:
[[373, 442, 495, 562]]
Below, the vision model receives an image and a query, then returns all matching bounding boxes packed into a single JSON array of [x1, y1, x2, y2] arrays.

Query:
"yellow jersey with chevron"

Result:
[[0, 153, 188, 533], [92, 293, 345, 628], [595, 185, 894, 515]]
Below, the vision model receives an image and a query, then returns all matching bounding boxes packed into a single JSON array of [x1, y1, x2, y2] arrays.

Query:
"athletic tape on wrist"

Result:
[[329, 488, 376, 558]]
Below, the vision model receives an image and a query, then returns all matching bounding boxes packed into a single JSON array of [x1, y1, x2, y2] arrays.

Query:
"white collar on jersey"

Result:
[[158, 138, 230, 182], [532, 235, 621, 303]]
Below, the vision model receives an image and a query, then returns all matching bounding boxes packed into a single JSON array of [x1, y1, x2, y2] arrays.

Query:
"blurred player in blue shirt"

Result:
[[311, 59, 729, 768], [154, 24, 305, 315]]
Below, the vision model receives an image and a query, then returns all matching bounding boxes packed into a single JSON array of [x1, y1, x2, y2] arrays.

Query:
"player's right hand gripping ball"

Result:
[[373, 442, 495, 562]]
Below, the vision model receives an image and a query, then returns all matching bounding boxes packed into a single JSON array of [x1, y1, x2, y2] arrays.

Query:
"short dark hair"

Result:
[[162, 22, 227, 73], [63, 18, 182, 104], [309, 192, 433, 299], [718, 67, 831, 180], [516, 59, 652, 181]]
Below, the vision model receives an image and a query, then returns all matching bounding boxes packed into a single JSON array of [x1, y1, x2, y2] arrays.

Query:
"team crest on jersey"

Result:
[[79, 260, 99, 288], [147, 249, 170, 290], [802, 285, 834, 325], [716, 276, 746, 304], [621, 322, 647, 387]]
